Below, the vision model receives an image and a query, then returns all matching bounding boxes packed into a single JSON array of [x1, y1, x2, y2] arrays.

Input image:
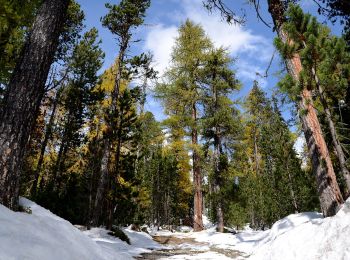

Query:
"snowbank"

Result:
[[248, 199, 350, 260], [0, 198, 112, 260], [0, 198, 162, 260], [153, 202, 350, 260], [84, 226, 164, 258]]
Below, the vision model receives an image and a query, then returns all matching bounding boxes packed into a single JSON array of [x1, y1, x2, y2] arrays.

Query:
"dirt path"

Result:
[[135, 234, 245, 259]]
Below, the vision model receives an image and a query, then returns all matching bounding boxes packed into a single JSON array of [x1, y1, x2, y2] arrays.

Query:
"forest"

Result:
[[1, 1, 350, 254]]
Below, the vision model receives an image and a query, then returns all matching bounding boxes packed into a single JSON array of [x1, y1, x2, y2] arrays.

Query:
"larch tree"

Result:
[[0, 0, 70, 210], [156, 20, 213, 231], [92, 0, 151, 228]]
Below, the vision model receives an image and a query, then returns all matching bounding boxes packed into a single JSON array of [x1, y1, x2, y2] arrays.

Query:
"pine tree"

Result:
[[275, 5, 350, 195], [201, 47, 240, 232], [229, 82, 318, 229], [92, 0, 151, 228], [50, 28, 104, 191], [268, 0, 343, 216], [0, 0, 70, 210], [0, 0, 41, 86], [316, 0, 350, 45], [202, 0, 345, 218]]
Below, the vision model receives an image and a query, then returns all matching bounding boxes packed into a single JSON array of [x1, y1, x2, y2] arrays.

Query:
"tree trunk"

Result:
[[312, 68, 350, 196], [31, 92, 60, 196], [214, 133, 224, 232], [0, 0, 70, 210], [213, 74, 224, 232], [93, 40, 128, 228], [286, 156, 299, 213], [52, 137, 68, 190], [192, 103, 203, 231], [267, 0, 343, 216], [92, 139, 110, 226]]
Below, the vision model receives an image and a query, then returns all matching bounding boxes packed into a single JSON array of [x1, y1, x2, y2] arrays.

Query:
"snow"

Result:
[[160, 251, 233, 260], [202, 214, 214, 229], [0, 198, 162, 260], [1, 197, 350, 259], [152, 199, 350, 260], [84, 227, 164, 258], [248, 199, 350, 260]]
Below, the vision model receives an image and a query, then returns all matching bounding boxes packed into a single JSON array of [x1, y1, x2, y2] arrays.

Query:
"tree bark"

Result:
[[0, 0, 70, 210], [268, 0, 343, 216], [192, 103, 203, 231], [92, 138, 110, 226]]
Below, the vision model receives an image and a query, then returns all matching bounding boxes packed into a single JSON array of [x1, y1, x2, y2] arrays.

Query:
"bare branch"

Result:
[[45, 68, 69, 92], [203, 0, 246, 25], [256, 50, 276, 78], [251, 0, 272, 28]]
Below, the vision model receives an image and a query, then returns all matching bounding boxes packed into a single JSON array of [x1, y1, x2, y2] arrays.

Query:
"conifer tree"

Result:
[[0, 0, 41, 86], [229, 82, 317, 228], [20, 27, 104, 220], [93, 0, 151, 228], [316, 0, 350, 45], [201, 47, 240, 232], [203, 0, 344, 218], [50, 28, 104, 191], [275, 5, 350, 195], [0, 0, 70, 210], [268, 0, 343, 216], [156, 20, 213, 231]]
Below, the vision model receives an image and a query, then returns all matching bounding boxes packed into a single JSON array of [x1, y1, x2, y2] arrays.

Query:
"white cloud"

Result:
[[144, 25, 178, 76], [144, 0, 273, 82], [236, 60, 268, 88]]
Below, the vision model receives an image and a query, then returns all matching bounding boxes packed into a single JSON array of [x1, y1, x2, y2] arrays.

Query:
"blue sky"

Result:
[[76, 0, 343, 123]]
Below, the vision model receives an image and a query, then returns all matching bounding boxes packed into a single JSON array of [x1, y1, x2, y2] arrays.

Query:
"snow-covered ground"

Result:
[[248, 199, 350, 260], [152, 199, 350, 260], [1, 197, 350, 259], [0, 198, 163, 260], [84, 227, 164, 258]]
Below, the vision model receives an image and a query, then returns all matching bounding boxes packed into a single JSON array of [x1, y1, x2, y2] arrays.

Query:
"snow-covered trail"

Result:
[[136, 233, 244, 260]]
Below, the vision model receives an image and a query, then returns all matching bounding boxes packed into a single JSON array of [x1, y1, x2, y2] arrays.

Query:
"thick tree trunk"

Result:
[[0, 0, 69, 210], [267, 0, 343, 216], [192, 103, 203, 231]]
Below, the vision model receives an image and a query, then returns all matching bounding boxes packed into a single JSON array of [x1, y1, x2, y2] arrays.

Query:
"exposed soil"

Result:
[[135, 234, 245, 259]]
